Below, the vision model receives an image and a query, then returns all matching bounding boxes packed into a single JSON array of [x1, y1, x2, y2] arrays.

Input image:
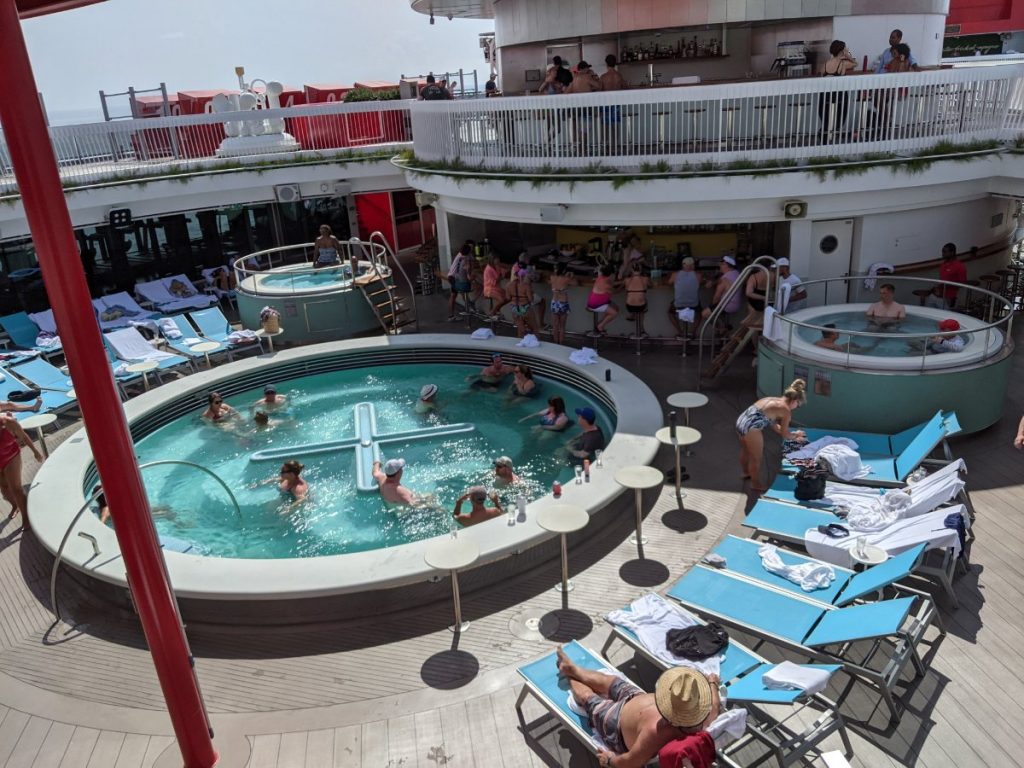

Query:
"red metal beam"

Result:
[[16, 0, 105, 18], [0, 2, 218, 766]]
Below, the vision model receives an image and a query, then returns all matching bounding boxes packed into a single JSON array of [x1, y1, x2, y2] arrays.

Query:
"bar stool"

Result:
[[629, 308, 646, 356], [996, 268, 1014, 298], [912, 288, 932, 306], [684, 107, 706, 151], [720, 105, 741, 150], [979, 274, 999, 293], [753, 104, 775, 148], [586, 307, 603, 350], [614, 465, 664, 553]]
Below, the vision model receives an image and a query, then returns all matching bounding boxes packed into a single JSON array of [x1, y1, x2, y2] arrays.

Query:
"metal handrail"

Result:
[[49, 459, 242, 622], [231, 240, 395, 298], [368, 230, 420, 332], [697, 255, 779, 386]]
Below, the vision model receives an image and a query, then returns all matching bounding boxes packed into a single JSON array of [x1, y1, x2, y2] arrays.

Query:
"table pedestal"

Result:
[[555, 533, 574, 593], [447, 569, 470, 633], [655, 427, 701, 509], [629, 488, 648, 546]]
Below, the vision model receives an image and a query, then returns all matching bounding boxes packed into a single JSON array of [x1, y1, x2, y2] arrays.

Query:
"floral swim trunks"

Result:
[[551, 299, 571, 315]]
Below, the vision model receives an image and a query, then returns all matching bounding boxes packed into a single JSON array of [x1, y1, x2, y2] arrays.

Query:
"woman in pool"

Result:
[[0, 412, 43, 529], [277, 460, 309, 504], [508, 365, 539, 400], [549, 263, 576, 345], [735, 379, 807, 492], [587, 265, 620, 334], [313, 224, 342, 269], [521, 395, 570, 432], [202, 392, 236, 423]]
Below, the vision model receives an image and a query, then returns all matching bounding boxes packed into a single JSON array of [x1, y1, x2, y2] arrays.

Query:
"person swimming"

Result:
[[277, 460, 309, 506], [415, 383, 439, 413], [202, 392, 236, 422], [468, 352, 515, 390]]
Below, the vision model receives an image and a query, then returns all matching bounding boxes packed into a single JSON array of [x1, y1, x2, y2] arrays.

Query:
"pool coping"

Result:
[[237, 260, 393, 297], [31, 334, 661, 601], [773, 303, 1005, 371]]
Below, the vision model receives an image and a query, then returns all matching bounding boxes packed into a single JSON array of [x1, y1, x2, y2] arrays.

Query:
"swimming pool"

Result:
[[33, 335, 661, 605], [793, 310, 975, 357], [133, 363, 612, 559], [255, 264, 353, 292]]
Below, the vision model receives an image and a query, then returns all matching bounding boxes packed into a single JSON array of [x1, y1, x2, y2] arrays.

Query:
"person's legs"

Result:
[[2, 454, 27, 525], [598, 303, 619, 332], [668, 303, 683, 336], [556, 646, 616, 700], [745, 430, 766, 490], [0, 399, 41, 413], [738, 434, 749, 479]]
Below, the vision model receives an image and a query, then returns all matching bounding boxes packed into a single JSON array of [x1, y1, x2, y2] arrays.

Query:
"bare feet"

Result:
[[555, 646, 577, 679], [31, 398, 42, 412]]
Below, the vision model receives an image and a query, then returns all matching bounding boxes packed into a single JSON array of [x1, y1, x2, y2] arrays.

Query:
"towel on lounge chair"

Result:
[[35, 332, 60, 348], [758, 543, 835, 592], [158, 318, 183, 339], [226, 329, 259, 345], [845, 488, 913, 531], [762, 661, 831, 696], [605, 593, 722, 677], [28, 310, 58, 334], [786, 436, 859, 461], [105, 328, 179, 363], [815, 444, 869, 480], [569, 347, 599, 365]]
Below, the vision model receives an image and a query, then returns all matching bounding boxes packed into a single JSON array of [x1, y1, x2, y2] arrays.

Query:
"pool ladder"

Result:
[[48, 460, 242, 623], [356, 232, 420, 335]]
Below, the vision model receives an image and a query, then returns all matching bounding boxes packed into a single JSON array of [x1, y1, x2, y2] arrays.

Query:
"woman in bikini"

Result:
[[507, 364, 540, 401], [587, 265, 620, 334], [202, 392, 237, 423], [313, 224, 342, 269], [0, 412, 44, 529], [521, 395, 570, 433], [507, 268, 537, 338], [549, 263, 576, 345], [623, 260, 651, 336], [735, 379, 806, 492]]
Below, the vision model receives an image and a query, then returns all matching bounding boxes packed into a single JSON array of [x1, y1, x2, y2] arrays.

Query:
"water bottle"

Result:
[[516, 492, 527, 523], [553, 481, 562, 498], [449, 518, 458, 538], [595, 449, 603, 467], [574, 465, 584, 485]]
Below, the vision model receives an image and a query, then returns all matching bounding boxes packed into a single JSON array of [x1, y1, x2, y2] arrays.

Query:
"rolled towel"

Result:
[[569, 347, 599, 365], [516, 333, 540, 348], [470, 328, 494, 340], [758, 543, 835, 592], [761, 660, 832, 696]]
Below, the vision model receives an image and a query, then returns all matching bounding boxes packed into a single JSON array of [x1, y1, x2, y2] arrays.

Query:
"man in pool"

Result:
[[468, 352, 515, 391], [556, 647, 720, 768], [254, 384, 287, 410], [493, 455, 520, 486], [866, 283, 906, 328], [814, 323, 874, 353], [452, 485, 504, 527], [372, 457, 417, 506], [568, 407, 606, 463], [415, 384, 439, 414]]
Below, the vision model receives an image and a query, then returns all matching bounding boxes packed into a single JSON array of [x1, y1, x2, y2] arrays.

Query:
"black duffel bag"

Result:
[[794, 466, 829, 501]]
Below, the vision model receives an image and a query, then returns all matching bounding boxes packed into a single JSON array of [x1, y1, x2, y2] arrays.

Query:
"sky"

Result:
[[22, 0, 493, 118]]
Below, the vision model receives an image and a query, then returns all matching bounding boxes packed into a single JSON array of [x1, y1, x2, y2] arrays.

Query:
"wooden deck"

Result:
[[1, 299, 1022, 767]]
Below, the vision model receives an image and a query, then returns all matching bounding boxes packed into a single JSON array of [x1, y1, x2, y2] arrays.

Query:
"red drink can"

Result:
[[552, 481, 562, 498]]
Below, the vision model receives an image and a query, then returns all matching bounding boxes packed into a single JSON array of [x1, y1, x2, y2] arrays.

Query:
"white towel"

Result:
[[105, 328, 178, 363], [762, 661, 832, 696], [569, 347, 599, 365], [605, 594, 722, 677], [757, 543, 835, 592], [183, 337, 204, 345], [470, 328, 494, 340], [226, 329, 259, 345], [762, 306, 784, 342], [158, 318, 183, 339], [708, 708, 748, 746], [786, 436, 859, 461], [815, 444, 869, 480], [35, 333, 61, 348], [846, 488, 913, 532], [863, 262, 895, 291], [29, 310, 59, 334], [516, 334, 540, 348], [676, 308, 695, 322]]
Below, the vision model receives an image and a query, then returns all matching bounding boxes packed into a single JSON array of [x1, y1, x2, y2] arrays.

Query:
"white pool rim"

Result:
[[237, 261, 391, 297], [32, 335, 660, 601], [771, 303, 1004, 371]]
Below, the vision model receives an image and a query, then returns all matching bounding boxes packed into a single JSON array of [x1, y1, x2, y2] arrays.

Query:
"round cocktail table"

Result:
[[125, 360, 159, 391], [188, 340, 220, 369], [655, 426, 701, 505], [666, 391, 708, 457], [614, 465, 664, 551], [536, 504, 588, 598], [20, 412, 58, 458], [424, 536, 480, 633], [255, 328, 284, 354]]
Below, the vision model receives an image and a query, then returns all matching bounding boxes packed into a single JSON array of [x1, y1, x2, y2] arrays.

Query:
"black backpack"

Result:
[[665, 623, 729, 661], [420, 84, 448, 101], [794, 466, 829, 501]]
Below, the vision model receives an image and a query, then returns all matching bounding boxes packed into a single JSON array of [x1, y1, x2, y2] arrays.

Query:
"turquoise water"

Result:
[[259, 265, 352, 290], [124, 364, 614, 559], [796, 310, 970, 357]]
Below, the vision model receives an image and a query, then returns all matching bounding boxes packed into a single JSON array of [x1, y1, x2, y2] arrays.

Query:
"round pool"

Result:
[[132, 363, 612, 559], [33, 336, 660, 606]]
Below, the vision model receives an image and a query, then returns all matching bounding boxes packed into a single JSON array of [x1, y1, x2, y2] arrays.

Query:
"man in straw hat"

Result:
[[556, 647, 720, 767]]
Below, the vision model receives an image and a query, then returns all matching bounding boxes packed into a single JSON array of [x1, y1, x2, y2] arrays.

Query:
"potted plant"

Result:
[[259, 306, 281, 333]]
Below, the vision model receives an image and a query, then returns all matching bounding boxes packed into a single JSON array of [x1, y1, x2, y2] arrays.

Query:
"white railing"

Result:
[[409, 65, 1024, 169], [0, 99, 413, 195]]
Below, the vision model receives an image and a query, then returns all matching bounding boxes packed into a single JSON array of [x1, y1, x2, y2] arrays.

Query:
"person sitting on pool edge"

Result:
[[372, 457, 417, 506], [493, 456, 520, 486], [567, 406, 605, 463], [556, 647, 720, 768], [452, 485, 504, 527], [866, 283, 906, 328], [927, 318, 965, 354], [254, 384, 287, 410], [468, 352, 515, 390], [416, 384, 439, 414]]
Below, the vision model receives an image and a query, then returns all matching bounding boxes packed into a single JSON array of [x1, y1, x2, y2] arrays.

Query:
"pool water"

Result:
[[124, 364, 613, 559], [795, 310, 970, 357], [258, 265, 352, 291]]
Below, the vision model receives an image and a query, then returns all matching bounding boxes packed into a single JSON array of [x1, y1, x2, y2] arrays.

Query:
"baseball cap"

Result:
[[939, 319, 961, 332], [420, 383, 438, 400], [468, 485, 488, 502], [493, 456, 513, 468], [722, 255, 736, 266], [575, 406, 596, 423], [776, 257, 790, 267], [264, 384, 277, 394], [490, 352, 502, 360], [383, 458, 406, 476]]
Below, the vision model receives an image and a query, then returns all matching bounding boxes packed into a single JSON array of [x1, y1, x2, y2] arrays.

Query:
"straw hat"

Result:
[[654, 668, 713, 728]]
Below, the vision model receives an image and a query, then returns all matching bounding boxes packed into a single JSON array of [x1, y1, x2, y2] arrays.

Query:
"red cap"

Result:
[[939, 319, 960, 332]]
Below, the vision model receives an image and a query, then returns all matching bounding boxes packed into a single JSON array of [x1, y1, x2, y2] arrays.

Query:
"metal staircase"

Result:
[[356, 232, 420, 335], [698, 255, 779, 385]]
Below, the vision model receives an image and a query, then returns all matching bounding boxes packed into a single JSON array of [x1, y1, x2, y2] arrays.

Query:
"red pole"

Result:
[[0, 3, 218, 766]]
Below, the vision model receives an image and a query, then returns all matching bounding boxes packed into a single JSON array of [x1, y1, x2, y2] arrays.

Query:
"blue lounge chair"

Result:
[[799, 414, 954, 458], [515, 641, 743, 768], [601, 593, 851, 767], [103, 328, 193, 377], [159, 314, 231, 364], [667, 565, 940, 723], [188, 307, 263, 357], [8, 357, 78, 416], [0, 312, 63, 360]]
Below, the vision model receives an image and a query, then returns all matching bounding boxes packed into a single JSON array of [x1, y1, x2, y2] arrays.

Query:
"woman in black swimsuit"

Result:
[[623, 261, 651, 336], [818, 40, 857, 141]]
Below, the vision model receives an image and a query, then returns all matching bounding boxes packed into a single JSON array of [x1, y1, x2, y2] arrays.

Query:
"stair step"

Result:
[[366, 288, 392, 298]]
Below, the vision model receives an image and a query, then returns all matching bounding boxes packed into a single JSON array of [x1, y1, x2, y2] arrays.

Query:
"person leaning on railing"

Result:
[[818, 40, 857, 142]]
